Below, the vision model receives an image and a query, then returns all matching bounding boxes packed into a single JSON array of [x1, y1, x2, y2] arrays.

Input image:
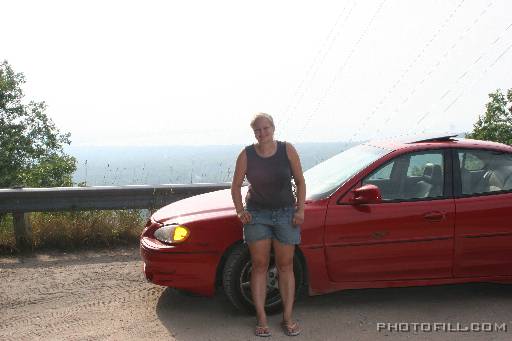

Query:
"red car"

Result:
[[140, 136, 512, 312]]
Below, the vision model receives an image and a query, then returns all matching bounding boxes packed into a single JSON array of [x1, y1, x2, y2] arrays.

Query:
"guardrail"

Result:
[[0, 183, 232, 251]]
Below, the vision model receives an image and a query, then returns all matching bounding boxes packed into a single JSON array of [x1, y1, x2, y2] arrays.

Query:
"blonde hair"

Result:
[[250, 112, 275, 129]]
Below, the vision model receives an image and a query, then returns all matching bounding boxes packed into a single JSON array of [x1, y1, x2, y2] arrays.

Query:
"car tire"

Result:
[[222, 242, 304, 314]]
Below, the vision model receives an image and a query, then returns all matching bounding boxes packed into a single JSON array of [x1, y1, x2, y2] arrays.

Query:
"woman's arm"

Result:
[[286, 143, 306, 225], [231, 149, 251, 224]]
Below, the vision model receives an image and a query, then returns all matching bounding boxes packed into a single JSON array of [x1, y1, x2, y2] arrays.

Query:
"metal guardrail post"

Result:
[[13, 212, 32, 252]]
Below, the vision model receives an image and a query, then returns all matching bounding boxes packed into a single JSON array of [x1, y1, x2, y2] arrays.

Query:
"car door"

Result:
[[453, 148, 512, 277], [324, 149, 456, 282]]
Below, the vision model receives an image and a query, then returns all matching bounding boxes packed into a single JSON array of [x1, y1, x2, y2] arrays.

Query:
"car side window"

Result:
[[458, 149, 512, 195], [366, 162, 393, 180], [363, 151, 444, 201]]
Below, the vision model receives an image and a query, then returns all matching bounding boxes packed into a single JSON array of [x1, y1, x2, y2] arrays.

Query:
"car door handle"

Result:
[[371, 231, 388, 239], [423, 211, 445, 222]]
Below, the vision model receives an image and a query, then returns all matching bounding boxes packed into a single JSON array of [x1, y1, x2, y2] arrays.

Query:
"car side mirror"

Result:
[[350, 184, 382, 204]]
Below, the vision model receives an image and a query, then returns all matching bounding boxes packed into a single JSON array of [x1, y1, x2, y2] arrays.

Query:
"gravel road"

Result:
[[1, 245, 512, 340]]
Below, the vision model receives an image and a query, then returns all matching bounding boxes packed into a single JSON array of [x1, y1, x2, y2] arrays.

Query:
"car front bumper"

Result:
[[140, 237, 221, 297]]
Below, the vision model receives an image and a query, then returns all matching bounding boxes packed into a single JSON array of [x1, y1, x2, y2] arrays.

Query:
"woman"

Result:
[[231, 113, 306, 337]]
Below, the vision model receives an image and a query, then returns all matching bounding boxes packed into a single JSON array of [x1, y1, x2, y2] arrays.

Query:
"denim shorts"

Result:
[[243, 205, 301, 245]]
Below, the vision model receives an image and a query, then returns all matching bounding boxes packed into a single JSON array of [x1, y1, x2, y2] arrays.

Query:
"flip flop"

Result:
[[281, 321, 301, 336], [255, 325, 271, 337]]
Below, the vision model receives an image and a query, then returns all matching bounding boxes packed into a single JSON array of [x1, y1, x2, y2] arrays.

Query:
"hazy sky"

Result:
[[2, 0, 511, 146]]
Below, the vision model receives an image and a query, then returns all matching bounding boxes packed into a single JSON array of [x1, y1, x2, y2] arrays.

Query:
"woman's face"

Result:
[[252, 117, 275, 143]]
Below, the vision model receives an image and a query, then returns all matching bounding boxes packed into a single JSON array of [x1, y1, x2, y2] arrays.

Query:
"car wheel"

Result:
[[222, 243, 304, 314]]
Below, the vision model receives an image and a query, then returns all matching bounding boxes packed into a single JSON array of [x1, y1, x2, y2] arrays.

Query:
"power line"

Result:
[[375, 0, 495, 135], [415, 22, 512, 133], [294, 0, 389, 142], [442, 41, 512, 114], [280, 1, 357, 137], [347, 0, 469, 143], [385, 30, 512, 141]]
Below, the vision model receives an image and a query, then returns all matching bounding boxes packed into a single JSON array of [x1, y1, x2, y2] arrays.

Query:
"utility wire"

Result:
[[380, 29, 512, 141], [346, 0, 468, 143], [441, 40, 512, 117], [294, 0, 389, 142], [221, 2, 356, 146], [415, 21, 512, 135], [375, 0, 494, 136], [280, 0, 357, 138]]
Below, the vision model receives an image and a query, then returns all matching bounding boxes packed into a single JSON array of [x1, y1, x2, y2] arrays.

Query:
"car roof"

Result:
[[365, 134, 512, 153]]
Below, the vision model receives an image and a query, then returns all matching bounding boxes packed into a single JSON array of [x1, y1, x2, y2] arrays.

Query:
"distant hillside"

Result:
[[66, 142, 356, 186]]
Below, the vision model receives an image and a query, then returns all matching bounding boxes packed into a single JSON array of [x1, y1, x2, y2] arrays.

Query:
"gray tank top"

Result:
[[245, 141, 295, 209]]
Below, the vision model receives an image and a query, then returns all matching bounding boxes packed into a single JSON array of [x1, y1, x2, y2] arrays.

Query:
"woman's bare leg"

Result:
[[248, 239, 272, 326], [272, 239, 295, 323]]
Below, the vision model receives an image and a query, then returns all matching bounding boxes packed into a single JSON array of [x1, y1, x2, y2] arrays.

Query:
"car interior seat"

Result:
[[413, 163, 442, 198], [474, 169, 493, 193], [489, 166, 512, 191], [488, 169, 504, 191], [426, 164, 443, 197], [460, 167, 471, 194]]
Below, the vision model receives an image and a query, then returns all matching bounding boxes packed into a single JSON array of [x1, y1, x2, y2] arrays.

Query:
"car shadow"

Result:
[[156, 283, 512, 340], [156, 287, 256, 340]]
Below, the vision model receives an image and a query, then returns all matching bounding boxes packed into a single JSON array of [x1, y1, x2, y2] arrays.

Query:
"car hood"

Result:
[[152, 187, 245, 224]]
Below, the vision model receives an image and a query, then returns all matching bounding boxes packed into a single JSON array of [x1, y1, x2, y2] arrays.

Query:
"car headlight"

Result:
[[154, 224, 190, 244]]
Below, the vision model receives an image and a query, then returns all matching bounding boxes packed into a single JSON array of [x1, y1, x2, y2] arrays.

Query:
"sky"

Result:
[[2, 0, 511, 146]]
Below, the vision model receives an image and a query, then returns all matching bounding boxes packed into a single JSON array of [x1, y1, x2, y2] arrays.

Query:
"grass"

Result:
[[0, 214, 16, 253], [0, 210, 146, 254]]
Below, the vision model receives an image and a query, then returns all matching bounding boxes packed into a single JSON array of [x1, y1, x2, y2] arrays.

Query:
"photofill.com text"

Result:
[[376, 322, 507, 333]]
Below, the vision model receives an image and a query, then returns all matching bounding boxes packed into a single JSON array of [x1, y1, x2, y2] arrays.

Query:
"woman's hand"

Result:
[[293, 208, 304, 226], [237, 210, 252, 225]]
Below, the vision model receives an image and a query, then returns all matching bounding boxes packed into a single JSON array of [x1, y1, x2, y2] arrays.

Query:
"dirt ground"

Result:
[[1, 245, 512, 341]]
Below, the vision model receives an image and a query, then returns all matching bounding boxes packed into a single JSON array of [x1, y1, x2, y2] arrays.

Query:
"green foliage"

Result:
[[0, 60, 76, 188], [467, 89, 512, 145], [0, 214, 15, 253]]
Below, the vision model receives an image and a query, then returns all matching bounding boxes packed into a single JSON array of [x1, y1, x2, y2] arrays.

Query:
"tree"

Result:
[[467, 89, 512, 145], [0, 60, 76, 188]]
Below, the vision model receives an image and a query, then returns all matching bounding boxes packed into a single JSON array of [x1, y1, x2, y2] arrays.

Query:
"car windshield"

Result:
[[304, 144, 391, 200]]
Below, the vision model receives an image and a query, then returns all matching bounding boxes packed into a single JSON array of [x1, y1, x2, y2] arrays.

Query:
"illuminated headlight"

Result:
[[154, 224, 190, 244]]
